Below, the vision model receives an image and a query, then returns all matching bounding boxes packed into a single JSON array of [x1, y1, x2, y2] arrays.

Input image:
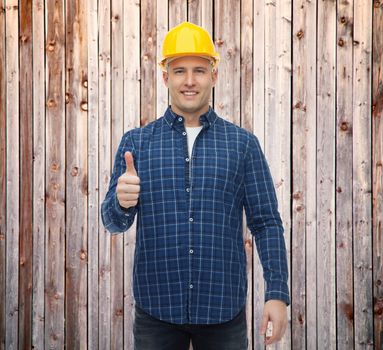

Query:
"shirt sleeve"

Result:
[[101, 131, 138, 234], [243, 134, 290, 305]]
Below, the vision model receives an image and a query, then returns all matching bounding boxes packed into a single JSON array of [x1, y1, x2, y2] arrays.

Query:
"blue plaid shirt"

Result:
[[101, 107, 290, 324]]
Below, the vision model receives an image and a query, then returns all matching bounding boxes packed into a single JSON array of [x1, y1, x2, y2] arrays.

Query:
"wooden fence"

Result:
[[0, 0, 382, 349]]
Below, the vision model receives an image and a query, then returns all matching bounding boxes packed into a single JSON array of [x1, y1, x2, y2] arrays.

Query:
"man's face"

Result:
[[163, 56, 218, 122]]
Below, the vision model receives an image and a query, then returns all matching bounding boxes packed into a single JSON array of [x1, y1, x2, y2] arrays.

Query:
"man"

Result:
[[101, 21, 289, 350]]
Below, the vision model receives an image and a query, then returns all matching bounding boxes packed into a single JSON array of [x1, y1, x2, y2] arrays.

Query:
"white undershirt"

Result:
[[185, 126, 203, 158]]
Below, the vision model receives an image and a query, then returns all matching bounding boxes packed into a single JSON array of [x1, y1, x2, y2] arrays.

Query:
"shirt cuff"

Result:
[[113, 193, 138, 218], [265, 281, 290, 306]]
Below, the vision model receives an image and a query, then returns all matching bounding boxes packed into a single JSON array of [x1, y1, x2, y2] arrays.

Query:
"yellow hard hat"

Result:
[[159, 22, 220, 71]]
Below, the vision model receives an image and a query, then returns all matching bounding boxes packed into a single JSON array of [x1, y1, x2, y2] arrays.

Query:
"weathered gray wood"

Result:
[[123, 1, 140, 349], [169, 0, 186, 28], [336, 0, 355, 348], [5, 2, 20, 349], [214, 0, 240, 125], [317, 0, 337, 348], [98, 0, 112, 348], [0, 0, 6, 348], [111, 0, 124, 348], [45, 0, 66, 348], [87, 0, 99, 347], [65, 0, 88, 348], [19, 1, 33, 348], [292, 0, 317, 348], [353, 0, 374, 348], [372, 1, 383, 349], [141, 0, 157, 125], [32, 1, 46, 349]]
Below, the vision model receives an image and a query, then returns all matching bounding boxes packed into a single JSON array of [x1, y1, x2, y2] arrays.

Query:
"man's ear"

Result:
[[211, 69, 218, 87], [163, 71, 169, 87]]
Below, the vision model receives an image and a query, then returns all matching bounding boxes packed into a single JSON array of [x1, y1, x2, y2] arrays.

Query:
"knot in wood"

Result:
[[336, 186, 342, 193], [340, 121, 349, 131], [71, 167, 79, 176], [47, 99, 57, 108], [374, 1, 381, 8], [82, 80, 88, 88], [340, 16, 347, 24], [296, 205, 304, 212], [215, 38, 224, 47], [80, 101, 88, 111], [51, 162, 60, 172], [20, 35, 29, 43], [292, 191, 301, 199], [47, 41, 56, 52], [79, 249, 87, 261], [296, 30, 304, 40], [338, 38, 345, 47]]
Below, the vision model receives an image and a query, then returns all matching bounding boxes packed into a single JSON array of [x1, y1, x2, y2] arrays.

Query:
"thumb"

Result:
[[260, 312, 269, 335], [124, 151, 137, 175]]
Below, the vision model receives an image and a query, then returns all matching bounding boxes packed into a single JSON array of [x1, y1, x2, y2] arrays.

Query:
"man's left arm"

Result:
[[243, 134, 290, 344]]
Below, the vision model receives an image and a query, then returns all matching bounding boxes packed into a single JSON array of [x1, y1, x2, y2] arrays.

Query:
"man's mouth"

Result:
[[181, 91, 198, 96]]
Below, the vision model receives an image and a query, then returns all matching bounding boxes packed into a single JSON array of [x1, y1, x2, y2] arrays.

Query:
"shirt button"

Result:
[[185, 157, 190, 162], [189, 284, 193, 289], [189, 218, 194, 222], [178, 117, 183, 122], [186, 188, 190, 192], [189, 249, 194, 254], [182, 131, 187, 136]]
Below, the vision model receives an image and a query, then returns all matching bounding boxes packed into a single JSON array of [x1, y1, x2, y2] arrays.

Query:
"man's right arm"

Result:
[[101, 132, 139, 234]]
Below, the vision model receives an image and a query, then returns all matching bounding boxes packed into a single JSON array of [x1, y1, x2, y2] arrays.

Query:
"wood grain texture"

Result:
[[0, 0, 6, 348], [98, 0, 112, 348], [65, 0, 88, 348], [317, 0, 336, 348], [111, 0, 124, 348], [372, 1, 383, 349], [32, 1, 46, 349], [5, 1, 20, 349], [336, 0, 355, 348], [19, 0, 33, 348], [45, 0, 66, 348], [87, 0, 99, 348], [141, 0, 157, 124], [353, 0, 374, 348]]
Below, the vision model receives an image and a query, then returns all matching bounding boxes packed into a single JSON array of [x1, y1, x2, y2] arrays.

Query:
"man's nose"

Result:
[[184, 71, 195, 86]]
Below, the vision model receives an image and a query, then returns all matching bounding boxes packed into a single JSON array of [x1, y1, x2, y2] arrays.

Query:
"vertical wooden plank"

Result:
[[123, 0, 140, 348], [5, 1, 19, 349], [65, 0, 88, 348], [240, 2, 253, 349], [156, 0, 168, 116], [292, 0, 317, 348], [353, 0, 374, 348], [32, 1, 46, 349], [264, 0, 292, 349], [98, 0, 112, 348], [214, 0, 240, 125], [19, 0, 33, 348], [169, 0, 186, 27], [141, 0, 157, 124], [111, 0, 124, 348], [372, 1, 383, 349], [0, 0, 6, 348], [252, 1, 265, 348], [336, 0, 354, 348], [87, 0, 99, 348], [45, 0, 66, 347], [317, 0, 336, 349]]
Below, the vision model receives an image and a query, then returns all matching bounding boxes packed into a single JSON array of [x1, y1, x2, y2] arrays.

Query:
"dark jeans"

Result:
[[134, 305, 248, 350]]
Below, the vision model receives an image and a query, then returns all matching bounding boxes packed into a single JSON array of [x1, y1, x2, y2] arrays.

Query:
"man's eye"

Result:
[[195, 69, 206, 74], [174, 70, 184, 74]]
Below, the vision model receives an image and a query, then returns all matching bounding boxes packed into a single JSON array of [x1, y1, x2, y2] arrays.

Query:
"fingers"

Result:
[[259, 313, 269, 336], [125, 151, 137, 176], [117, 154, 140, 209], [263, 320, 286, 346]]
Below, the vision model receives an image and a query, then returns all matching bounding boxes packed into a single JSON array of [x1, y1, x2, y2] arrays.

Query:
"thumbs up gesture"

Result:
[[116, 151, 141, 209]]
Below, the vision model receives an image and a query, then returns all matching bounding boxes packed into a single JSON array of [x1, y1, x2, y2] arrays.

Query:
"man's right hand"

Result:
[[116, 151, 140, 209]]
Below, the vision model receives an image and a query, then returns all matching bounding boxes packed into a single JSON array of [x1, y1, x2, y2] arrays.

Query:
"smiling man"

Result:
[[101, 22, 290, 350]]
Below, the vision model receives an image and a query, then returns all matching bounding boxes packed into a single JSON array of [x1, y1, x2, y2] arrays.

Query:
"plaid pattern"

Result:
[[101, 107, 290, 324]]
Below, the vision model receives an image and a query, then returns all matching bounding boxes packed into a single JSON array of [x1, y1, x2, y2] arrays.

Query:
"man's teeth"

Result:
[[183, 92, 197, 95]]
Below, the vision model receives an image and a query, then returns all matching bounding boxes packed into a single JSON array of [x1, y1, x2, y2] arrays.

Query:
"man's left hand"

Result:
[[259, 299, 288, 345]]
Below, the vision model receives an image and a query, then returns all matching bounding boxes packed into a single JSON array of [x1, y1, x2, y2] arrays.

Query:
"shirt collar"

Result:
[[164, 106, 217, 130]]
